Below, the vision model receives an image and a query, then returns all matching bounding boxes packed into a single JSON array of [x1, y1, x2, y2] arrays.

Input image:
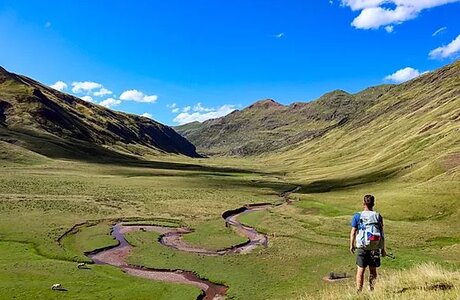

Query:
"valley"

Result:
[[0, 61, 459, 299]]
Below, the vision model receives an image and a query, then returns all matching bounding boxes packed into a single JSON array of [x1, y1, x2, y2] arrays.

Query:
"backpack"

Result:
[[355, 211, 383, 250]]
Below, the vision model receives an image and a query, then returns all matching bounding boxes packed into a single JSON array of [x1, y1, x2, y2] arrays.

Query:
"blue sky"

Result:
[[0, 0, 459, 125]]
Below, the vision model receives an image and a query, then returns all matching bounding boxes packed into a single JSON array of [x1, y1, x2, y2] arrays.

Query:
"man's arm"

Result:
[[350, 227, 357, 254]]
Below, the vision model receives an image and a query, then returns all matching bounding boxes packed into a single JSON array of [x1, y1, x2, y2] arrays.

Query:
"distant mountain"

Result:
[[176, 61, 459, 158], [176, 86, 394, 156], [0, 66, 201, 160]]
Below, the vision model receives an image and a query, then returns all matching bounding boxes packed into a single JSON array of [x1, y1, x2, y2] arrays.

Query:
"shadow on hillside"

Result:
[[107, 158, 261, 174], [0, 128, 265, 175], [295, 168, 400, 194], [220, 168, 402, 197]]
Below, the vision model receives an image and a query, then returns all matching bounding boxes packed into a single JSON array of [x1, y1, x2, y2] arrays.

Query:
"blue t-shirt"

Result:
[[351, 212, 384, 237]]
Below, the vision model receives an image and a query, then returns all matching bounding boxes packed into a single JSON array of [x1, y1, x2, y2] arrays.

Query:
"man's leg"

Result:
[[369, 266, 378, 291], [356, 266, 365, 292]]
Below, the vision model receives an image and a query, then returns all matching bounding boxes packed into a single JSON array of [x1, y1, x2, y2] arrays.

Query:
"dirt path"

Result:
[[85, 186, 300, 300]]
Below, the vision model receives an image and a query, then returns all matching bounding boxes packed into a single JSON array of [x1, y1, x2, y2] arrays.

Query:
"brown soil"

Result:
[[442, 152, 460, 170]]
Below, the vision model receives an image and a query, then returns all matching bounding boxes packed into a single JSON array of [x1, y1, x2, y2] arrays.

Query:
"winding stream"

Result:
[[87, 223, 227, 300], [85, 186, 300, 300]]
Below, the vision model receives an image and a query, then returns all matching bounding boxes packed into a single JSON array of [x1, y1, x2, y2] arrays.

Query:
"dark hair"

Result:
[[363, 195, 375, 209]]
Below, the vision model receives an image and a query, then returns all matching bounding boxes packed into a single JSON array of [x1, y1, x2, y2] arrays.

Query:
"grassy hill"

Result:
[[263, 60, 459, 184], [175, 86, 394, 156], [176, 61, 459, 160], [0, 66, 200, 160]]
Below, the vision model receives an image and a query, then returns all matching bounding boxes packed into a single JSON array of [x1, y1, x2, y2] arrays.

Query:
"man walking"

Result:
[[350, 195, 386, 292]]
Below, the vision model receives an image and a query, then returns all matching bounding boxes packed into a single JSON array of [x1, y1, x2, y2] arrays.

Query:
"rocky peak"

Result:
[[248, 99, 284, 110]]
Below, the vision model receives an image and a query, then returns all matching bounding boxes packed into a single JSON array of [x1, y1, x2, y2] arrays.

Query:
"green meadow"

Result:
[[0, 142, 458, 299]]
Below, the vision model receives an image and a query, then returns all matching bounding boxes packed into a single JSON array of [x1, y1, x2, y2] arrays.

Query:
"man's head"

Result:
[[363, 194, 375, 210]]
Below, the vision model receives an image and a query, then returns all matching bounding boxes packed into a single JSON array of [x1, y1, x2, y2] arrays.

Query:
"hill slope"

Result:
[[265, 60, 459, 183], [176, 61, 459, 159], [176, 86, 394, 156], [0, 66, 200, 160]]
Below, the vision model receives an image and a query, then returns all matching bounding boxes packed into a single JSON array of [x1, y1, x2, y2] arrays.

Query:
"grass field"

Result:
[[0, 145, 458, 299], [182, 219, 248, 251], [0, 241, 201, 299]]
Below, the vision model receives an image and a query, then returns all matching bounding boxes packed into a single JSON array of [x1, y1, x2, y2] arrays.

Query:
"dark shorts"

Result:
[[356, 249, 381, 268]]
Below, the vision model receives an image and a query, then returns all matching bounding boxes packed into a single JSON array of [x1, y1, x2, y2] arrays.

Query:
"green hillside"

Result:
[[0, 66, 200, 160], [177, 61, 459, 161], [264, 60, 460, 183], [176, 86, 394, 156]]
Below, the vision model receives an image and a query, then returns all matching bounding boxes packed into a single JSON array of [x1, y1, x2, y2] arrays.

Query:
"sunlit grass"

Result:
[[298, 263, 460, 300], [0, 241, 200, 299], [0, 138, 458, 299]]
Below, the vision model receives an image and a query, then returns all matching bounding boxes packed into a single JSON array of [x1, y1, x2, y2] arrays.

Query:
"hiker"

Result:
[[349, 195, 386, 292]]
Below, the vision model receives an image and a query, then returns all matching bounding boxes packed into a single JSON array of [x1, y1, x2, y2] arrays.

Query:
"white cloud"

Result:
[[182, 106, 191, 113], [274, 32, 284, 38], [193, 102, 214, 112], [350, 5, 418, 29], [119, 89, 158, 103], [167, 103, 180, 113], [385, 25, 394, 33], [141, 112, 153, 119], [50, 81, 67, 91], [341, 0, 384, 10], [80, 95, 94, 102], [384, 67, 423, 83], [429, 34, 460, 59], [93, 87, 112, 97], [99, 98, 121, 108], [173, 104, 236, 125], [432, 26, 447, 36], [71, 81, 103, 94], [341, 0, 460, 30]]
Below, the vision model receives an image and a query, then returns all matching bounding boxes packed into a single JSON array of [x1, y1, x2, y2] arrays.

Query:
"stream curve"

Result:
[[85, 186, 300, 299]]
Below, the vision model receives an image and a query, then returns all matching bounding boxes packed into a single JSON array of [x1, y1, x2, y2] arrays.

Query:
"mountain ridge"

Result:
[[176, 61, 458, 157], [0, 66, 201, 160], [175, 83, 396, 156]]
